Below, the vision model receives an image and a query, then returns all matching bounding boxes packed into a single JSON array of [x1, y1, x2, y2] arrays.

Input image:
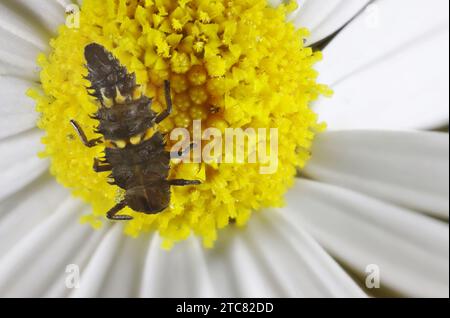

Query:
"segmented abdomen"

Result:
[[84, 43, 172, 214], [105, 132, 170, 189]]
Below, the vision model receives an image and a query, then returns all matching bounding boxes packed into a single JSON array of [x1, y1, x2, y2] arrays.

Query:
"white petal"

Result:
[[209, 211, 365, 297], [0, 0, 68, 79], [314, 0, 449, 130], [0, 76, 39, 139], [0, 29, 41, 80], [0, 178, 109, 297], [6, 209, 364, 297], [2, 0, 65, 37], [141, 216, 365, 298], [0, 79, 47, 201], [69, 224, 124, 298], [0, 155, 48, 202], [95, 232, 152, 298], [140, 235, 216, 298], [285, 179, 449, 297], [268, 0, 371, 45], [0, 197, 93, 297], [305, 130, 449, 219], [38, 211, 365, 297], [57, 0, 76, 7], [0, 174, 69, 257], [0, 129, 43, 170], [0, 2, 47, 51], [44, 227, 107, 297]]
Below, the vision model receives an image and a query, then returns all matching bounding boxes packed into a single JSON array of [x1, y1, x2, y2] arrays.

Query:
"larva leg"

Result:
[[93, 158, 112, 172], [155, 80, 172, 124], [106, 201, 133, 221], [70, 120, 103, 148], [168, 179, 201, 186]]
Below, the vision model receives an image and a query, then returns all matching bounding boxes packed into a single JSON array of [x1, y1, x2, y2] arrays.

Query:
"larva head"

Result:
[[84, 43, 136, 104], [85, 43, 160, 141]]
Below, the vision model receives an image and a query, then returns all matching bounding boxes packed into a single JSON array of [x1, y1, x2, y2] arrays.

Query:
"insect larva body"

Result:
[[70, 43, 200, 220]]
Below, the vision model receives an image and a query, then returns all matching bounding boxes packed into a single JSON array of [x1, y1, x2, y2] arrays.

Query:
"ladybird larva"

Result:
[[70, 43, 200, 220]]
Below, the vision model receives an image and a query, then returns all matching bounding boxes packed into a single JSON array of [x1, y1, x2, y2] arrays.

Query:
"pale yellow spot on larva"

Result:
[[103, 98, 114, 108], [133, 86, 143, 100], [114, 140, 127, 149], [101, 89, 114, 108], [143, 127, 157, 141], [115, 87, 126, 104], [130, 134, 143, 145]]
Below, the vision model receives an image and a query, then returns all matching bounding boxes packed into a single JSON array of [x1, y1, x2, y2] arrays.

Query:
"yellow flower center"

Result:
[[29, 0, 331, 248]]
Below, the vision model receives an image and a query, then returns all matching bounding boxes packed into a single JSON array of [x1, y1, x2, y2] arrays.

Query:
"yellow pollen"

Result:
[[174, 92, 192, 111], [189, 105, 208, 120], [171, 74, 189, 93], [28, 0, 331, 249], [189, 86, 208, 105], [188, 65, 207, 86], [174, 111, 192, 128]]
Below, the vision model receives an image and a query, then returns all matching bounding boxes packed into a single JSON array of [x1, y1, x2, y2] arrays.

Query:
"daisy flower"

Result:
[[0, 0, 448, 298]]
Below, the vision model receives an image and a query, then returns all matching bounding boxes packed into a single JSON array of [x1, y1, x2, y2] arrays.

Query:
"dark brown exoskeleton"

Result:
[[70, 43, 200, 220]]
